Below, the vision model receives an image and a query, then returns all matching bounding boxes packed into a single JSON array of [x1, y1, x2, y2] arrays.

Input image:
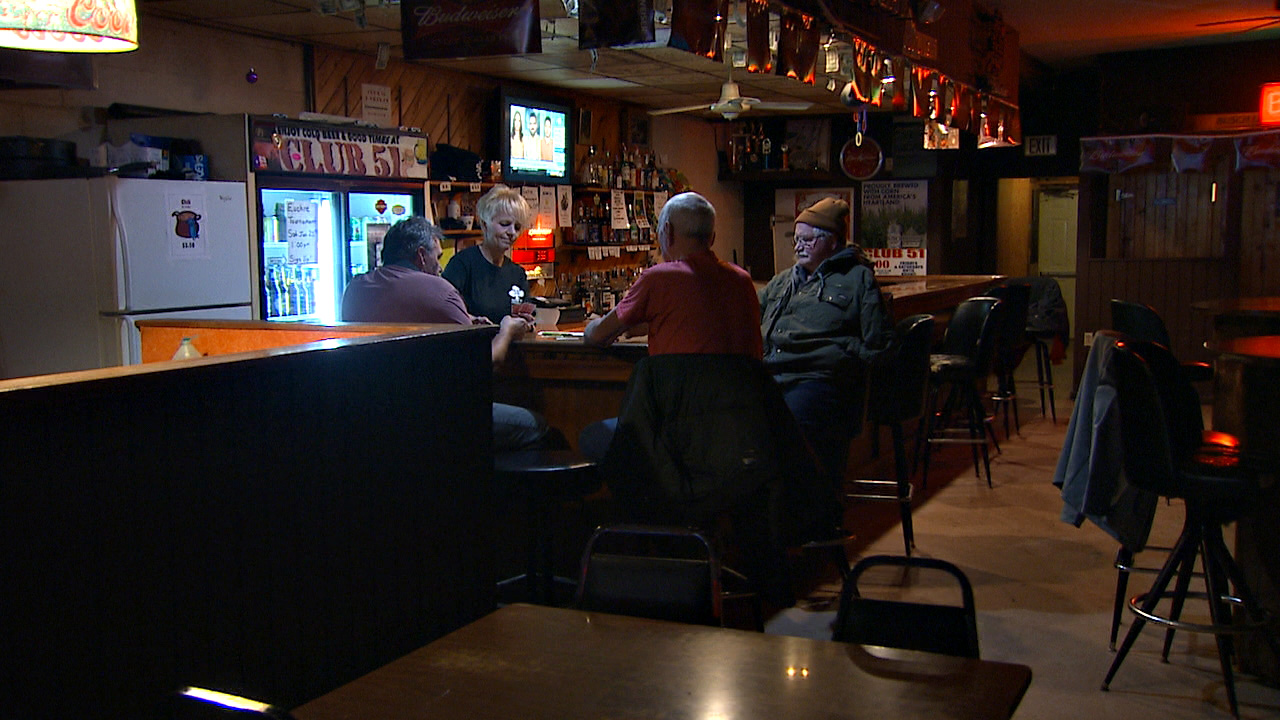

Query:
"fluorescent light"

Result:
[[0, 0, 138, 53]]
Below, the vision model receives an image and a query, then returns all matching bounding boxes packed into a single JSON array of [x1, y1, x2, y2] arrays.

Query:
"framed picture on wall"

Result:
[[624, 109, 650, 147], [578, 108, 593, 143]]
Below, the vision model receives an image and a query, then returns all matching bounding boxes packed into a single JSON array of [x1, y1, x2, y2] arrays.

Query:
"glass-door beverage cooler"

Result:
[[257, 183, 417, 323], [249, 116, 430, 323]]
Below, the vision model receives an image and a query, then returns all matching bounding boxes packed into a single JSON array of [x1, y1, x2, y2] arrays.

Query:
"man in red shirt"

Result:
[[580, 192, 762, 460], [583, 191, 761, 357]]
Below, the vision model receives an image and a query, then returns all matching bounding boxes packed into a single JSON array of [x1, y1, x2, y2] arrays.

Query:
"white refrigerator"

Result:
[[0, 176, 253, 379]]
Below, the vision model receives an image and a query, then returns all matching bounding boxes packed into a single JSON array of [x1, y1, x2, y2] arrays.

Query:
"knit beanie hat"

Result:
[[796, 197, 850, 235]]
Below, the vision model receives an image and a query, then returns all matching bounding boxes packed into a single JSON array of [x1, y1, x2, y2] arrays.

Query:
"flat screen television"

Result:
[[495, 88, 573, 185]]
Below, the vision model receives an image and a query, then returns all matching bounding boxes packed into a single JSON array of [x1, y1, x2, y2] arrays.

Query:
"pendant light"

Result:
[[0, 0, 139, 53]]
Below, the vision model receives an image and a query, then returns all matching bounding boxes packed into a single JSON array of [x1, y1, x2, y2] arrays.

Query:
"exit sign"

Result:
[[1025, 135, 1057, 157], [1261, 83, 1280, 125]]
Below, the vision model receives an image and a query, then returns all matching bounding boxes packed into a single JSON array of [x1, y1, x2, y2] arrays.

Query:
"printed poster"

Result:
[[861, 180, 928, 276], [167, 191, 208, 259], [556, 185, 573, 228]]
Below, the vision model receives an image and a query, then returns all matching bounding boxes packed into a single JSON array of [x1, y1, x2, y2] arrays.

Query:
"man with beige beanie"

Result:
[[759, 196, 891, 504]]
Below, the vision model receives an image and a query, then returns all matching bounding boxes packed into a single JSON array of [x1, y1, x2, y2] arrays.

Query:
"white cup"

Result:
[[534, 307, 560, 330]]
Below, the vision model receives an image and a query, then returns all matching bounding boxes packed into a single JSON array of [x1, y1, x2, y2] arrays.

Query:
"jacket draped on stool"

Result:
[[600, 354, 840, 605], [1054, 332, 1158, 551]]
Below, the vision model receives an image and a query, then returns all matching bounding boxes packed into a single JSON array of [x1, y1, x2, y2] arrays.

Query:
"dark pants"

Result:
[[781, 378, 862, 496]]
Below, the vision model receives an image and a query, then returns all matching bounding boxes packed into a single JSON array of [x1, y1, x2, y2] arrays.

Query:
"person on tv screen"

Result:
[[510, 109, 525, 161], [525, 110, 541, 160], [542, 115, 555, 162]]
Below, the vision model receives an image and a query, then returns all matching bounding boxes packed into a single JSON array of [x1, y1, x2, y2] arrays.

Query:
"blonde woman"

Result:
[[442, 184, 531, 323]]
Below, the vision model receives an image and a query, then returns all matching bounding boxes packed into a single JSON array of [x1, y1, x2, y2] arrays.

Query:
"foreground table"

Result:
[[292, 604, 1032, 720], [1208, 335, 1280, 683]]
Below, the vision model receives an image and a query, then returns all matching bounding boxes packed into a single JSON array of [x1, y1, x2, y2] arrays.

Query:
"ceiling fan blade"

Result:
[[1196, 15, 1280, 28], [648, 104, 715, 116], [747, 101, 813, 111]]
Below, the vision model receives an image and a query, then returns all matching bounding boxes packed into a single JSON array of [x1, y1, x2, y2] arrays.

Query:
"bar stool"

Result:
[[920, 297, 1005, 489], [985, 283, 1031, 439], [1100, 333, 1280, 719], [495, 449, 600, 606], [1027, 328, 1058, 423], [845, 313, 934, 556]]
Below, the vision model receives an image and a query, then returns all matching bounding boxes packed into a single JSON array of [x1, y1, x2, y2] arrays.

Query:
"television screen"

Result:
[[500, 92, 573, 185]]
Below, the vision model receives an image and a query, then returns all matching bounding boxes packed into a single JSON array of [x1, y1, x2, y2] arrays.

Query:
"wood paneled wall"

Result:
[[1073, 257, 1229, 369], [312, 49, 495, 155], [0, 329, 496, 719], [311, 48, 630, 170], [1103, 161, 1231, 259], [1241, 168, 1280, 297]]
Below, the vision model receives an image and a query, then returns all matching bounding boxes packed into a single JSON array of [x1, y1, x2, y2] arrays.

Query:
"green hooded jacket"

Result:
[[759, 245, 891, 389]]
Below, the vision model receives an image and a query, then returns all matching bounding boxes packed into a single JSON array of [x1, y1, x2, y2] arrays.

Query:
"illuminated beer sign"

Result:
[[1260, 83, 1280, 126]]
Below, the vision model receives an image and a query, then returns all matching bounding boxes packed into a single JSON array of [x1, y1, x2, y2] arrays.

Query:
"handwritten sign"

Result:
[[285, 200, 319, 264]]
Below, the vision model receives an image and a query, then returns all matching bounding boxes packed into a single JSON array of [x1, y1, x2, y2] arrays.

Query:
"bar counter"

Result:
[[1, 325, 499, 719], [138, 274, 1004, 451]]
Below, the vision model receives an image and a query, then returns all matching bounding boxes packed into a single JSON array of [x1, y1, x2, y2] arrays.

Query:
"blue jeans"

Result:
[[578, 416, 618, 463], [493, 402, 550, 452]]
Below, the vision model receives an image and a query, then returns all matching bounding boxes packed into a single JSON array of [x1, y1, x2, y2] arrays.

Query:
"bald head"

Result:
[[657, 192, 716, 260]]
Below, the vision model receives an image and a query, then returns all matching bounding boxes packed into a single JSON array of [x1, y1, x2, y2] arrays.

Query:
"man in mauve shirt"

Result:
[[583, 191, 761, 357], [342, 217, 549, 451]]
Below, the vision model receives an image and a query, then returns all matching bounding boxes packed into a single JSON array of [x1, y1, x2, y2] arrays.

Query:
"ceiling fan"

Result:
[[1195, 1, 1280, 32], [648, 68, 812, 121]]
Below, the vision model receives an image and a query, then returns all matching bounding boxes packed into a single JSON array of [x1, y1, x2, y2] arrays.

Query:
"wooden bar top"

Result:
[[292, 604, 1032, 720], [877, 274, 1004, 320], [134, 318, 485, 363]]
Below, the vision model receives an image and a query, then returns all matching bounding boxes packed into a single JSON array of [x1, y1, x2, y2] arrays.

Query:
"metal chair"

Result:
[[575, 524, 723, 626], [845, 314, 934, 556], [1099, 333, 1280, 718], [920, 296, 1006, 488], [832, 554, 980, 659]]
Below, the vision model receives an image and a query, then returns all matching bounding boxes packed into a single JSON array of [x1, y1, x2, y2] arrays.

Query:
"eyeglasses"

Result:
[[793, 234, 823, 246]]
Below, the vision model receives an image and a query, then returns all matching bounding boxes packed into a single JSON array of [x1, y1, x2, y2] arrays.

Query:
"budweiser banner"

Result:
[[1079, 137, 1160, 174], [1235, 131, 1280, 171], [250, 118, 430, 179], [579, 0, 655, 50], [1171, 137, 1219, 173], [401, 0, 540, 60]]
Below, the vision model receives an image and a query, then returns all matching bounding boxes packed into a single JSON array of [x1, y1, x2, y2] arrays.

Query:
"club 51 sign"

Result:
[[251, 119, 429, 179]]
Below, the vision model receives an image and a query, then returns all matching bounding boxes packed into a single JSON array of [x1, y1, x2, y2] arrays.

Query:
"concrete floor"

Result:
[[768, 358, 1280, 719]]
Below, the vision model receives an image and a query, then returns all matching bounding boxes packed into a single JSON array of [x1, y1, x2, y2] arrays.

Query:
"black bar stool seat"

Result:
[[495, 449, 600, 606]]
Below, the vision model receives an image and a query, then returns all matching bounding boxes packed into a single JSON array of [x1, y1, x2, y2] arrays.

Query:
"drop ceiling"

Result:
[[138, 0, 1280, 117]]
